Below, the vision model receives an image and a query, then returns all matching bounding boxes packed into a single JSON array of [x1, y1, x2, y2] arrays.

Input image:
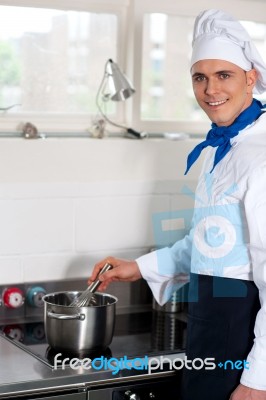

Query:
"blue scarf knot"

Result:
[[185, 99, 265, 174]]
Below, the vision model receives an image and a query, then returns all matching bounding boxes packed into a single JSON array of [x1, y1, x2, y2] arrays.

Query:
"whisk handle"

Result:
[[88, 263, 113, 293]]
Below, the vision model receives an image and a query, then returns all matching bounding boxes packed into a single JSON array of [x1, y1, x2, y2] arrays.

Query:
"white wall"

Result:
[[0, 137, 202, 284]]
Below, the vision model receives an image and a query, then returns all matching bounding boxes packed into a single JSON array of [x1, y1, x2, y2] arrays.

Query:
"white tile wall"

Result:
[[75, 195, 170, 252], [0, 138, 201, 284], [0, 257, 23, 284], [0, 199, 73, 255]]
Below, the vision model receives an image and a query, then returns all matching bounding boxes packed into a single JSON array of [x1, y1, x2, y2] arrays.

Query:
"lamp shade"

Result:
[[106, 59, 135, 101]]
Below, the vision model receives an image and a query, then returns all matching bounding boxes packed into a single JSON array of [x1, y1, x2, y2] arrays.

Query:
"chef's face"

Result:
[[191, 59, 257, 127]]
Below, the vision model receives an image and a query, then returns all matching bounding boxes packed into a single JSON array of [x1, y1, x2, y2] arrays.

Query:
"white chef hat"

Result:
[[191, 9, 266, 94]]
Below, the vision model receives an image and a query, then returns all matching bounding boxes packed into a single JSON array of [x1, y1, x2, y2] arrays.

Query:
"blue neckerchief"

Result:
[[185, 99, 265, 175]]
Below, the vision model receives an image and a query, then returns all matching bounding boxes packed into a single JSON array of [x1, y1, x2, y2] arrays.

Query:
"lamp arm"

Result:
[[96, 96, 146, 138], [96, 97, 127, 131], [95, 62, 128, 131]]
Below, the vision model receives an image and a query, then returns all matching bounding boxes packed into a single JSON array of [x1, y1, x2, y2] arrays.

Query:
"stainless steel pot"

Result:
[[43, 291, 118, 354], [152, 286, 187, 313]]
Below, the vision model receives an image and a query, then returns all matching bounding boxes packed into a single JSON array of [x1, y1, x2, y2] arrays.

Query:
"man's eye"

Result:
[[220, 73, 230, 79], [194, 76, 205, 82]]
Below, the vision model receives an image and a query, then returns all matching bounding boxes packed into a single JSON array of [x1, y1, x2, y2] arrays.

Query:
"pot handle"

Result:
[[47, 311, 85, 320]]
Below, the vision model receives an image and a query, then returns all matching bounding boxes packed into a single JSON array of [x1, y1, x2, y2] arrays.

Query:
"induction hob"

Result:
[[0, 310, 187, 369]]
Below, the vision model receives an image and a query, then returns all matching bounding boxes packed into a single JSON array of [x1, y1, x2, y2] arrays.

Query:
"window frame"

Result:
[[0, 0, 265, 134]]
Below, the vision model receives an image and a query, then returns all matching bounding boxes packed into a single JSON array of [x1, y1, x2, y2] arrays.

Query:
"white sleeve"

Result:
[[240, 166, 266, 390], [136, 232, 192, 305]]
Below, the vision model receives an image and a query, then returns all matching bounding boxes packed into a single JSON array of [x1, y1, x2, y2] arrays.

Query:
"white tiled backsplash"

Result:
[[0, 137, 202, 284]]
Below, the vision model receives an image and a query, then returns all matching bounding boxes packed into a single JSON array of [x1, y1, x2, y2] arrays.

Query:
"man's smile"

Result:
[[206, 99, 228, 106]]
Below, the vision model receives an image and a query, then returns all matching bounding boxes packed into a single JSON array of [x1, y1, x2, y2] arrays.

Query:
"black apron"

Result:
[[181, 273, 260, 400]]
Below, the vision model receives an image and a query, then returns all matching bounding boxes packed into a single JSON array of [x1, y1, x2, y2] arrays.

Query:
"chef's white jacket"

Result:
[[136, 112, 266, 390]]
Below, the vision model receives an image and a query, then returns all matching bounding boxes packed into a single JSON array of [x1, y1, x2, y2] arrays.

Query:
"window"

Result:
[[0, 7, 117, 114], [141, 13, 207, 123], [0, 2, 120, 132], [140, 13, 266, 129], [0, 0, 266, 135]]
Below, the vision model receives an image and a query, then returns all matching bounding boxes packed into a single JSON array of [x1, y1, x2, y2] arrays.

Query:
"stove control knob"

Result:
[[27, 323, 45, 341], [124, 391, 140, 400], [27, 286, 46, 308], [3, 325, 24, 341], [3, 287, 24, 309]]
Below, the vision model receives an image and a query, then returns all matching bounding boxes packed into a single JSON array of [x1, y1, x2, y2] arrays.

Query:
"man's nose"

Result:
[[205, 78, 219, 95]]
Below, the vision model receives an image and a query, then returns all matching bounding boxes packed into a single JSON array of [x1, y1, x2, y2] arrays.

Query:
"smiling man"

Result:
[[191, 60, 257, 127], [90, 9, 266, 400], [180, 9, 266, 397]]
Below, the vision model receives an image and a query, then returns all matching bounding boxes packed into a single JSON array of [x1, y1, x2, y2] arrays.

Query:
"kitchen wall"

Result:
[[0, 137, 202, 284]]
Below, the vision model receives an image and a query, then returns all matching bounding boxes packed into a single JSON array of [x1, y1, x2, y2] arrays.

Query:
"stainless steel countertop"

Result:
[[0, 334, 185, 398]]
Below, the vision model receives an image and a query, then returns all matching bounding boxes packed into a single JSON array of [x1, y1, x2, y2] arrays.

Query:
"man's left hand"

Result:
[[230, 384, 266, 399]]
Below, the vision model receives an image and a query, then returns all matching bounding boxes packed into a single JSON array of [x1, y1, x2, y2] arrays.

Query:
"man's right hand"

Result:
[[88, 257, 142, 291]]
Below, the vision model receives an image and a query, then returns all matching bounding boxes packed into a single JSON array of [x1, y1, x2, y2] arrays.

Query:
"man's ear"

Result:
[[246, 69, 258, 93]]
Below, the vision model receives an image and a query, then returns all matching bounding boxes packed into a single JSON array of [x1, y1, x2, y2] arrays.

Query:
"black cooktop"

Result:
[[0, 311, 187, 369]]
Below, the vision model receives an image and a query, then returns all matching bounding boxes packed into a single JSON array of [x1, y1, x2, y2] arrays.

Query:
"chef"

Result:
[[90, 9, 266, 400]]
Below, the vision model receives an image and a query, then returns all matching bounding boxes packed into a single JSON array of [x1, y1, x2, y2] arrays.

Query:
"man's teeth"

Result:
[[208, 100, 227, 106]]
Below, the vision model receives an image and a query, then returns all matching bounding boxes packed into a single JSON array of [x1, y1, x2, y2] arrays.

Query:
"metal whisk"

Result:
[[69, 263, 113, 307]]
